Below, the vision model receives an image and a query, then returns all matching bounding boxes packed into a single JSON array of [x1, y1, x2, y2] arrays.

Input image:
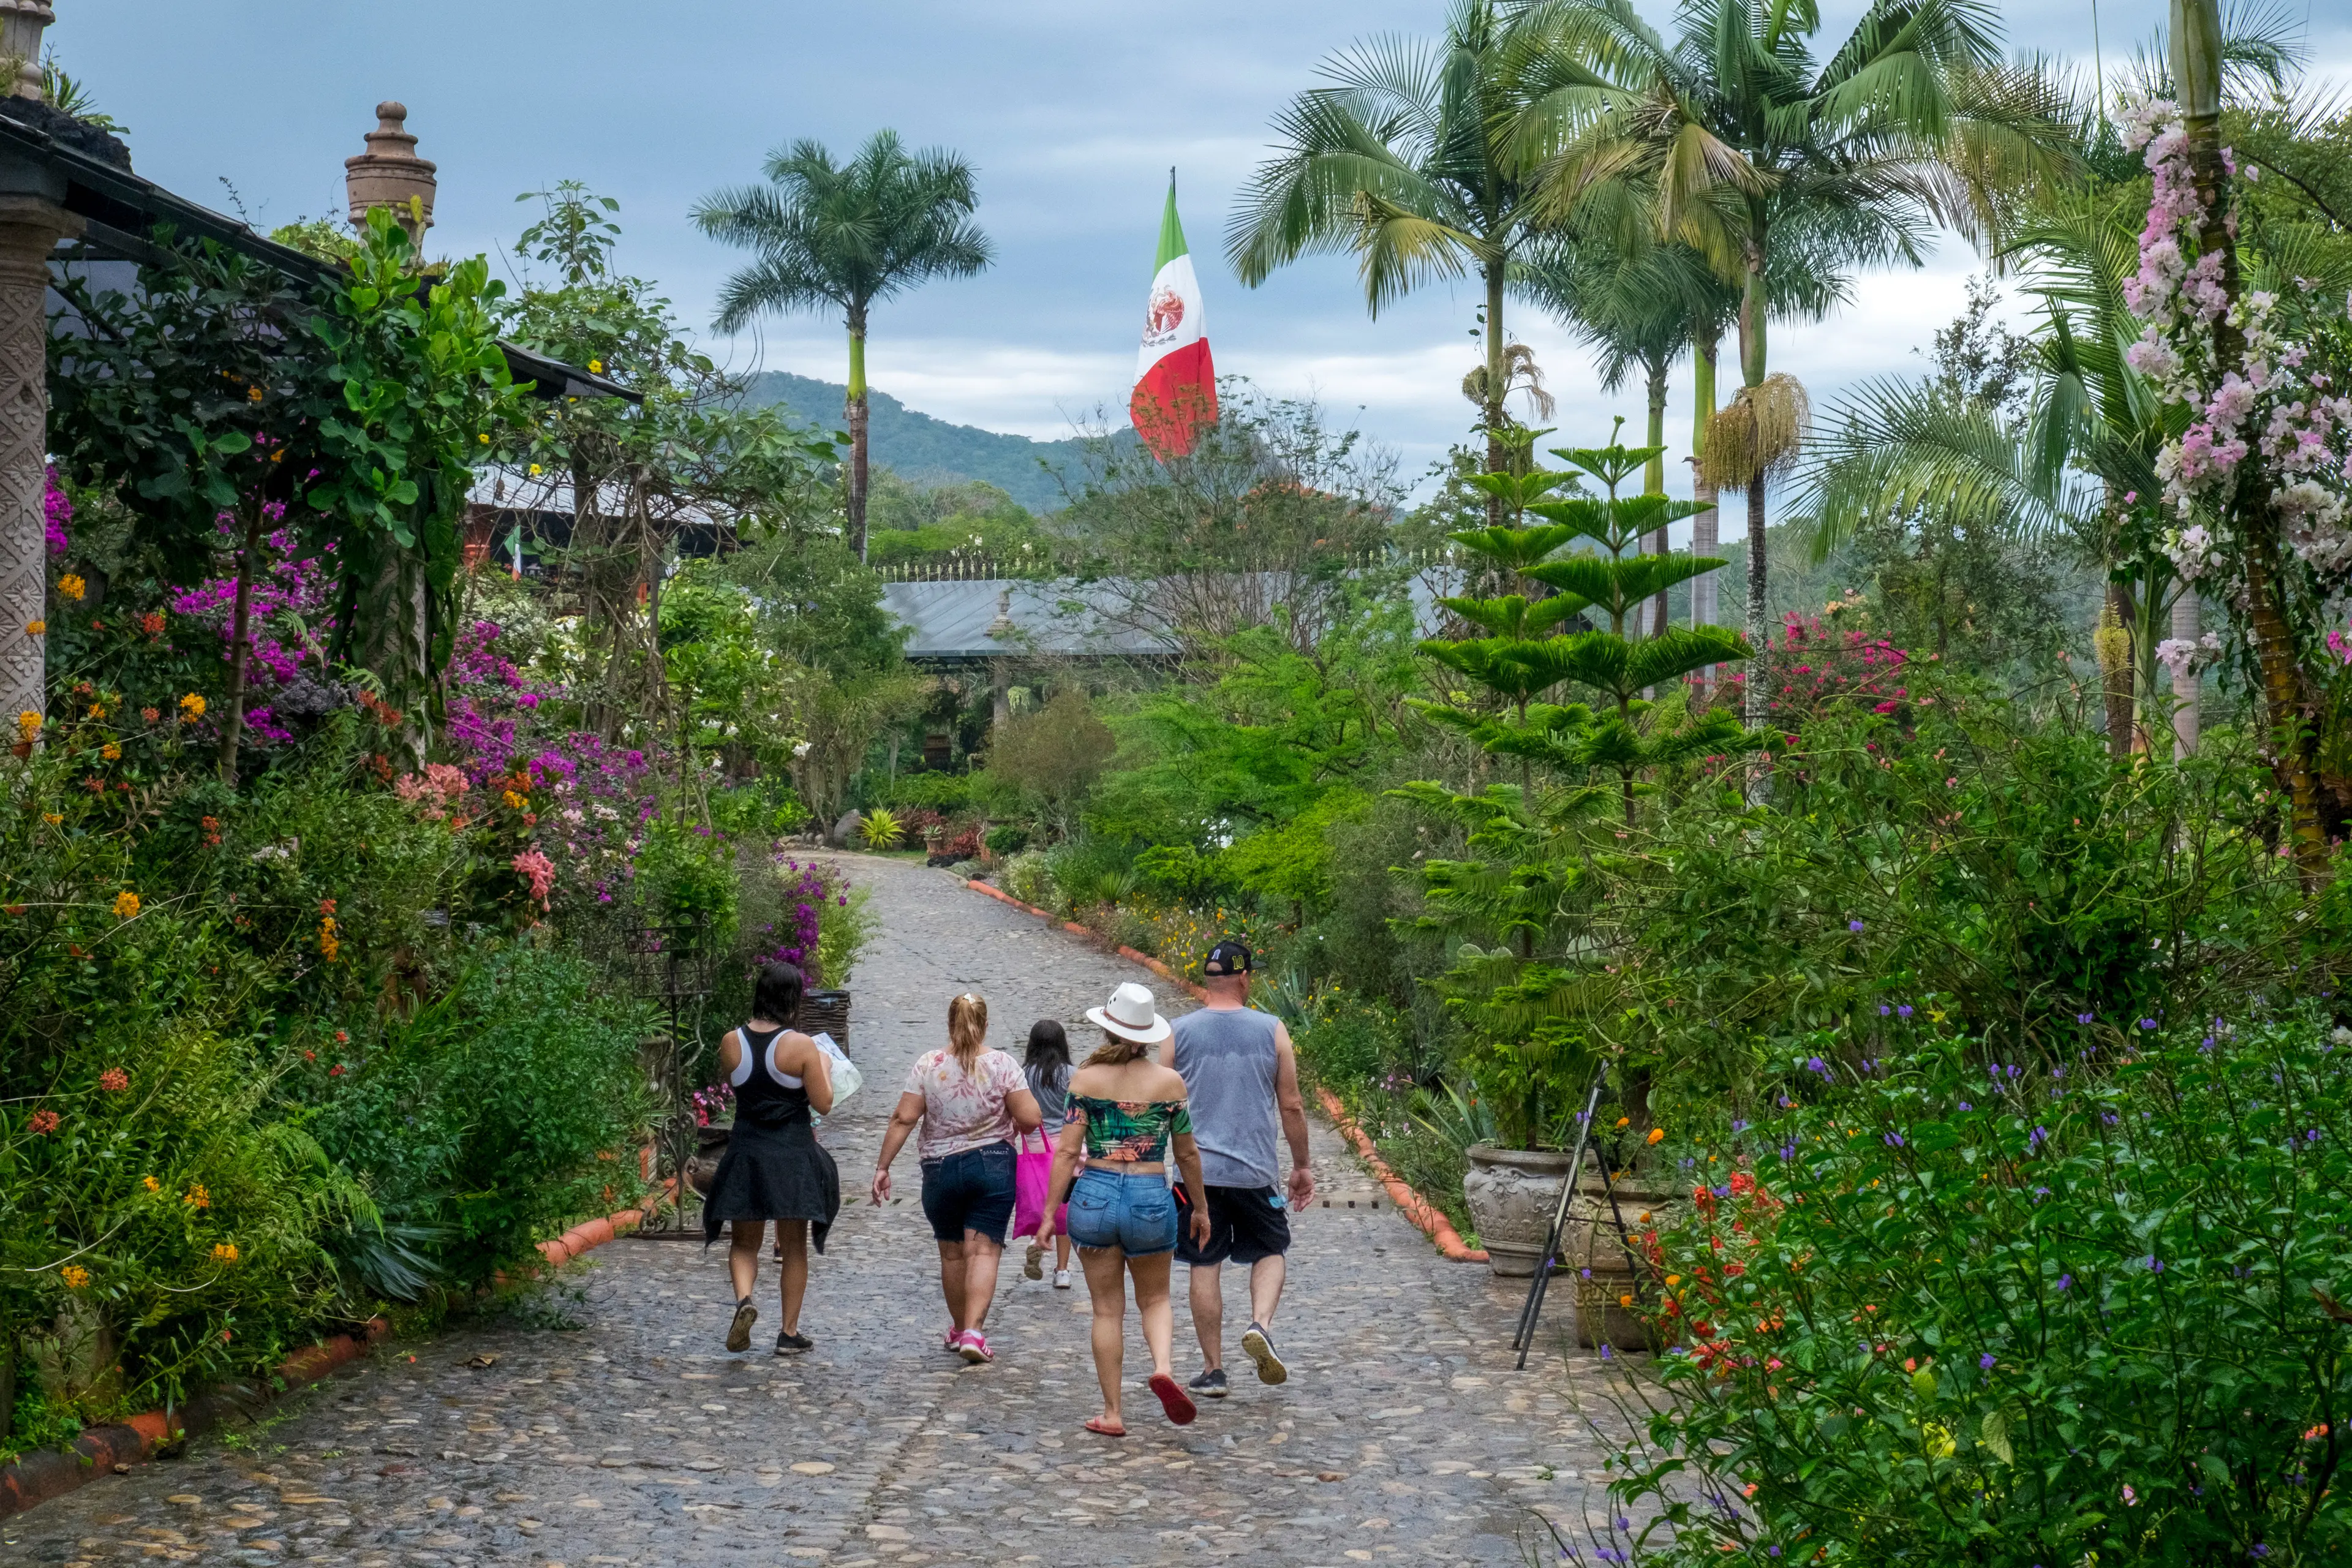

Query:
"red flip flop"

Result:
[[1147, 1371, 1197, 1426], [1084, 1417, 1126, 1438]]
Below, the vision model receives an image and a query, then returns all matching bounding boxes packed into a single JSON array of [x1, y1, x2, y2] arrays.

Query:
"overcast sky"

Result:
[[67, 1, 2352, 501]]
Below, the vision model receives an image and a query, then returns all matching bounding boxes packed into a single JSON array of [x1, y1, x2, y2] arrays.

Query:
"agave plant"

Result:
[[858, 807, 905, 851]]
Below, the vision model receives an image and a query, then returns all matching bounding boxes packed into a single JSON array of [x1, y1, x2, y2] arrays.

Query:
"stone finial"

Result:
[[986, 587, 1016, 640], [0, 1, 54, 101], [344, 99, 437, 239]]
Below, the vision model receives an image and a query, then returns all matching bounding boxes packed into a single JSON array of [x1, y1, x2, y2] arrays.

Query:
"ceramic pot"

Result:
[[1461, 1143, 1581, 1278]]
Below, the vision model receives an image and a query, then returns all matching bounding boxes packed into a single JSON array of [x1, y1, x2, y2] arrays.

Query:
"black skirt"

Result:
[[701, 1118, 842, 1252]]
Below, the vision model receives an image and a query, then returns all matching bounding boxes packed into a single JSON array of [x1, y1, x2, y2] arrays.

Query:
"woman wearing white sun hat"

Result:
[[1034, 981, 1213, 1436]]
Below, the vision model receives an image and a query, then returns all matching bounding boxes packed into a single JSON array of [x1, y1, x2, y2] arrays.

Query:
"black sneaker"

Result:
[[774, 1330, 813, 1355], [725, 1297, 757, 1354], [1188, 1367, 1229, 1400], [1240, 1322, 1287, 1386]]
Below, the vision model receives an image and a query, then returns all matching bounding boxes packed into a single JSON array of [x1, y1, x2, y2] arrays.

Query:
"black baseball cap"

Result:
[[1204, 940, 1253, 976]]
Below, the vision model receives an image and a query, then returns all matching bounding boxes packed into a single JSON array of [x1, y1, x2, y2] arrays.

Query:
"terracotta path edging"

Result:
[[1317, 1087, 1490, 1264], [0, 1189, 666, 1521], [961, 875, 1485, 1264]]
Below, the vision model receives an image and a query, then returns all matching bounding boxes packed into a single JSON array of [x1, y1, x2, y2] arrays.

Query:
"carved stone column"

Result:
[[0, 195, 81, 734], [344, 101, 436, 243], [0, 1, 54, 101]]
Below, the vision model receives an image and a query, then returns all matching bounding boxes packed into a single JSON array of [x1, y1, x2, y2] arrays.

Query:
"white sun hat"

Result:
[[1086, 981, 1172, 1044]]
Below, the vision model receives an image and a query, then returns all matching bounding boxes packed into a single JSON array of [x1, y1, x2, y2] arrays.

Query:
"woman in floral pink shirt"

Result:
[[872, 993, 1041, 1363]]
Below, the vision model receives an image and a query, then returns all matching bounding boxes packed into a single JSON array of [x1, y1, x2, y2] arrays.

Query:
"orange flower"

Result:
[[111, 891, 140, 919], [100, 742, 120, 761], [24, 619, 42, 636], [183, 1183, 210, 1210], [178, 693, 206, 719], [56, 573, 85, 601], [143, 1175, 161, 1193], [140, 706, 159, 723], [211, 1242, 239, 1264], [1646, 1127, 1666, 1145], [59, 1264, 89, 1289], [97, 1068, 128, 1092]]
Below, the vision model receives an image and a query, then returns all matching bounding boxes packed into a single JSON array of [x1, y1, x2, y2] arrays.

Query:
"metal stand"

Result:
[[1511, 1063, 1610, 1370]]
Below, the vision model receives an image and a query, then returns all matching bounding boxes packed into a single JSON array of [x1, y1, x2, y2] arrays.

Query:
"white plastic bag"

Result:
[[812, 1031, 861, 1106]]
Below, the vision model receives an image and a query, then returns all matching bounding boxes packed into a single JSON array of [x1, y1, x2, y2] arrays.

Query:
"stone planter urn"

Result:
[[1461, 1143, 1581, 1278], [1560, 1171, 1683, 1353]]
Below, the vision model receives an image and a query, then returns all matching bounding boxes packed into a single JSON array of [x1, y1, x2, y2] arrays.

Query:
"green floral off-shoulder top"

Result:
[[1070, 1094, 1191, 1163]]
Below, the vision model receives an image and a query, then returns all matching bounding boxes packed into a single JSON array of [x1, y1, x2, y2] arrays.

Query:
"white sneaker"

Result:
[[1053, 1268, 1072, 1290]]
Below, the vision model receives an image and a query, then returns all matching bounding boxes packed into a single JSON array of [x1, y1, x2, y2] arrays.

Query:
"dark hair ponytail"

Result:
[[752, 962, 805, 1026]]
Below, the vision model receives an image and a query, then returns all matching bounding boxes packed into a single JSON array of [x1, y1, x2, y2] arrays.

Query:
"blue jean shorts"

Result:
[[1066, 1168, 1178, 1257], [921, 1141, 1016, 1245]]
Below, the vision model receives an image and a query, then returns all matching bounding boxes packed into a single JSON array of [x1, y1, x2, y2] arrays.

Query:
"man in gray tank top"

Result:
[[1169, 940, 1314, 1398]]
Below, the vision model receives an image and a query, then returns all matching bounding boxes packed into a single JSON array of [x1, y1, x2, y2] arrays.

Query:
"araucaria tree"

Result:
[[693, 131, 993, 562]]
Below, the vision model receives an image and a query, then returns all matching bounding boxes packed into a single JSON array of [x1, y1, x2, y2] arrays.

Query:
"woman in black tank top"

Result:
[[701, 962, 843, 1355]]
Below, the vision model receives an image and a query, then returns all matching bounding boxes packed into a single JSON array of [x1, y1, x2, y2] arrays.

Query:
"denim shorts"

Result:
[[920, 1141, 1016, 1245], [1066, 1167, 1178, 1257]]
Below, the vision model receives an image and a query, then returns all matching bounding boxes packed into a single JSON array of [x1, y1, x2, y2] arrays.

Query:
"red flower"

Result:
[[334, 1030, 348, 1044], [29, 1109, 58, 1134], [329, 1064, 346, 1077], [303, 1050, 316, 1061], [97, 1068, 129, 1092], [318, 898, 337, 916]]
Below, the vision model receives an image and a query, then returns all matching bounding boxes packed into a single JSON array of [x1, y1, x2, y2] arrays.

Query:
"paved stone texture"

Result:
[[5, 855, 1624, 1567]]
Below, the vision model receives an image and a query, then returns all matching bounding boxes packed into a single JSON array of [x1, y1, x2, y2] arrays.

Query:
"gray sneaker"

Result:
[[1188, 1367, 1229, 1400], [1240, 1322, 1287, 1386]]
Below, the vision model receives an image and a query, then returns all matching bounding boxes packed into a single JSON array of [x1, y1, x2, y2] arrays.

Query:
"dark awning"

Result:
[[0, 108, 640, 405]]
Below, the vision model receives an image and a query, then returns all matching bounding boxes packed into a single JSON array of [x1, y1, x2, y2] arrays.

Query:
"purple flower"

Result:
[[1732, 1118, 1749, 1133], [2147, 1256, 2164, 1272], [1879, 1004, 1891, 1016], [1979, 1352, 1996, 1370], [1598, 1343, 1612, 1360], [1897, 1005, 1914, 1019], [1849, 919, 1864, 932], [2057, 1273, 2073, 1291], [2139, 1017, 2157, 1031], [1779, 1142, 1797, 1160], [1883, 1132, 1904, 1148], [2076, 1012, 2095, 1024]]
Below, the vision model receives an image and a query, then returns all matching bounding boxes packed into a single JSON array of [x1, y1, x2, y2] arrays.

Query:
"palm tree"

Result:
[[1228, 0, 1546, 492], [693, 131, 993, 560], [1506, 0, 2079, 722]]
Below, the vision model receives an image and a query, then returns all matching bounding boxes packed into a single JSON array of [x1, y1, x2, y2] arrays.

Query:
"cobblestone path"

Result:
[[6, 856, 1623, 1568]]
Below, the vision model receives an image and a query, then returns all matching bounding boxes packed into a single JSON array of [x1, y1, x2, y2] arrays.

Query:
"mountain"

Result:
[[737, 371, 1095, 512]]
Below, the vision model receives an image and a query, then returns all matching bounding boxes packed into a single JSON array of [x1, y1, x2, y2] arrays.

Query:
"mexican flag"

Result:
[[1129, 173, 1217, 459]]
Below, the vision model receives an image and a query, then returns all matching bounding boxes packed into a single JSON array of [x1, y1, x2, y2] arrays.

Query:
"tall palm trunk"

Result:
[[1738, 214, 1770, 733], [1690, 325, 1721, 698], [2170, 0, 2323, 871], [1644, 358, 1670, 639], [845, 303, 872, 562], [1483, 258, 1507, 521]]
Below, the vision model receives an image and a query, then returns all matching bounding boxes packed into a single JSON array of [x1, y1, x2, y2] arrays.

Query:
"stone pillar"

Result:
[[0, 1, 53, 101], [2171, 586, 2200, 760], [345, 100, 437, 243], [0, 195, 82, 737]]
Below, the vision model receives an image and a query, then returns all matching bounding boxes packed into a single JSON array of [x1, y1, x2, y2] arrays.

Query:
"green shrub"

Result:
[[1604, 1009, 2352, 1566], [301, 948, 657, 1292], [881, 772, 973, 813], [983, 823, 1029, 856], [1001, 850, 1055, 910], [1043, 839, 1129, 916]]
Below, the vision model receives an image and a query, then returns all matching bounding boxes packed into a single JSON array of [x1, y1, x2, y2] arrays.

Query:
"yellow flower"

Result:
[[179, 693, 206, 718], [1646, 1126, 1666, 1145], [60, 1264, 89, 1289], [87, 703, 105, 719], [143, 1175, 161, 1193], [100, 743, 120, 761], [56, 574, 85, 601], [41, 812, 60, 825], [478, 433, 491, 444], [183, 1183, 210, 1210], [24, 619, 42, 635], [113, 891, 140, 919], [211, 1242, 239, 1264], [528, 463, 543, 476], [15, 710, 40, 741], [246, 386, 263, 403], [1666, 1273, 1683, 1287], [588, 359, 603, 373]]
